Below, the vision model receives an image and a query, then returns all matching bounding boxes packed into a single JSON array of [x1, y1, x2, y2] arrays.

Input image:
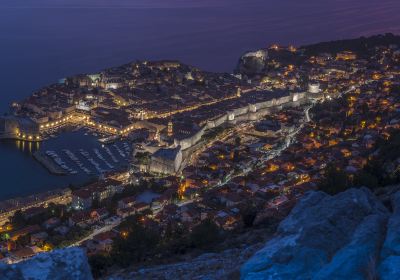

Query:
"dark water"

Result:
[[0, 0, 399, 199], [0, 129, 131, 199]]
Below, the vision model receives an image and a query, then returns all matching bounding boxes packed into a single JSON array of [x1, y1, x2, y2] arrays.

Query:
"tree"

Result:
[[89, 254, 112, 278], [91, 197, 100, 209], [242, 203, 258, 228], [162, 222, 190, 255], [235, 137, 241, 146], [189, 219, 220, 249], [10, 210, 26, 229], [318, 164, 352, 195], [16, 234, 30, 247], [111, 216, 160, 267], [354, 171, 379, 190]]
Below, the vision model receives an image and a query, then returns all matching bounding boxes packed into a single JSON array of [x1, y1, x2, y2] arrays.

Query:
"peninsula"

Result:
[[1, 34, 400, 279]]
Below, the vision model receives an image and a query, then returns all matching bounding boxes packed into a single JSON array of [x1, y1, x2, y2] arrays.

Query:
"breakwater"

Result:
[[33, 151, 67, 176]]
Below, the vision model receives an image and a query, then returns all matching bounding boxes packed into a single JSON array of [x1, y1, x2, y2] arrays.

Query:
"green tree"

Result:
[[89, 254, 112, 278], [189, 219, 221, 249], [235, 137, 241, 146], [242, 204, 258, 228], [162, 222, 190, 255], [354, 171, 379, 190], [318, 164, 351, 195], [16, 234, 30, 247], [10, 210, 26, 229], [111, 216, 160, 267]]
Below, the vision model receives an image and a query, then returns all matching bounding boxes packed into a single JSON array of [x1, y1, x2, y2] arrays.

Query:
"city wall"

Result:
[[174, 92, 307, 151]]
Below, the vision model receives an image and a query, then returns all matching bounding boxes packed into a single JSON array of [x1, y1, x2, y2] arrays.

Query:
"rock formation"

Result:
[[241, 187, 400, 280], [0, 247, 93, 280], [236, 50, 268, 76], [379, 191, 400, 280]]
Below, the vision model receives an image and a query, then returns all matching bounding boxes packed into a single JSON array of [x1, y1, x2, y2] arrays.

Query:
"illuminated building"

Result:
[[150, 146, 182, 175], [308, 83, 321, 94], [167, 120, 173, 137], [336, 51, 357, 61]]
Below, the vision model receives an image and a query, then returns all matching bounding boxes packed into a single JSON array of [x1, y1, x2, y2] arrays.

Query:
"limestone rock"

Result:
[[379, 191, 400, 280], [314, 214, 388, 280], [236, 50, 268, 76], [241, 188, 389, 280], [0, 247, 93, 280]]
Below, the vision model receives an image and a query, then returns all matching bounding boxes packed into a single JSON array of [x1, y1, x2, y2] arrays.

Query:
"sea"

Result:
[[0, 0, 399, 200]]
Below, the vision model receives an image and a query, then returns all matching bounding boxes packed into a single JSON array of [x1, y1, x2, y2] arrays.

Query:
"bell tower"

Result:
[[236, 87, 242, 97], [167, 120, 173, 137]]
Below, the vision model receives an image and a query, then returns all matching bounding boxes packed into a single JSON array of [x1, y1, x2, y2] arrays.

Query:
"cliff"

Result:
[[241, 187, 400, 280], [0, 247, 93, 280]]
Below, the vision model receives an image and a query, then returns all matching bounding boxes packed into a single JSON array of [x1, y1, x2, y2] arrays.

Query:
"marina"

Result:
[[45, 150, 77, 174], [0, 129, 132, 200], [94, 148, 114, 169], [104, 146, 119, 163], [113, 144, 126, 158], [42, 131, 133, 177], [32, 151, 67, 176], [57, 143, 132, 176], [79, 149, 105, 174], [63, 149, 91, 175]]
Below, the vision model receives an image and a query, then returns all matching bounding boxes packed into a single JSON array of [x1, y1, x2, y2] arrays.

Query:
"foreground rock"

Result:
[[109, 244, 262, 280], [0, 247, 92, 280], [241, 188, 392, 280], [379, 191, 400, 280]]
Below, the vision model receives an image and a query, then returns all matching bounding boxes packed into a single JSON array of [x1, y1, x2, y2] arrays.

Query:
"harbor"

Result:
[[40, 137, 132, 177], [33, 151, 68, 176], [0, 129, 132, 200]]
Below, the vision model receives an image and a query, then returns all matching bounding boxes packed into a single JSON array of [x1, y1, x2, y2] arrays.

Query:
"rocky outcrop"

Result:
[[236, 50, 268, 76], [241, 187, 395, 280], [314, 214, 387, 280], [0, 247, 93, 280], [110, 244, 262, 280], [379, 191, 400, 280]]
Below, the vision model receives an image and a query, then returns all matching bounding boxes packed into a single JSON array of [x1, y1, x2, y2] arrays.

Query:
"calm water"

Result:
[[0, 0, 399, 200]]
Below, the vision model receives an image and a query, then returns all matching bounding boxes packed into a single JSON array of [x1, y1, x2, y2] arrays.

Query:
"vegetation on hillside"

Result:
[[319, 130, 400, 195]]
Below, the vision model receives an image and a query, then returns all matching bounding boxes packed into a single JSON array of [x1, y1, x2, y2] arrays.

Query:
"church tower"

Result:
[[167, 120, 173, 137], [236, 87, 242, 97]]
